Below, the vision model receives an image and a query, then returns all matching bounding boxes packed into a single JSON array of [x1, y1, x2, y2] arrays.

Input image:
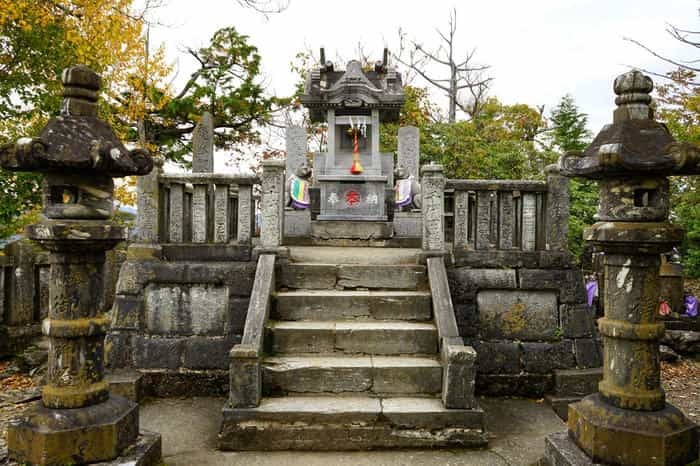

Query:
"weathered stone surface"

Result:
[[568, 394, 699, 466], [141, 370, 228, 397], [274, 290, 431, 321], [560, 304, 596, 338], [192, 112, 214, 173], [519, 268, 586, 304], [520, 341, 575, 374], [545, 396, 582, 423], [372, 356, 442, 394], [288, 246, 421, 265], [661, 329, 700, 355], [393, 211, 422, 238], [260, 160, 285, 248], [454, 304, 479, 337], [554, 368, 603, 397], [573, 338, 602, 369], [268, 321, 336, 353], [263, 356, 373, 394], [337, 264, 426, 289], [545, 431, 604, 466], [105, 331, 133, 369], [268, 321, 437, 355], [219, 395, 486, 450], [448, 268, 517, 303], [226, 297, 250, 335], [334, 321, 437, 354], [284, 209, 311, 237], [7, 395, 139, 466], [144, 284, 228, 336], [421, 164, 445, 251], [398, 126, 420, 179], [476, 373, 553, 397], [277, 263, 337, 289], [134, 336, 183, 370], [161, 244, 252, 262], [311, 220, 394, 240], [545, 165, 570, 252], [474, 340, 520, 374], [110, 295, 143, 330], [441, 344, 477, 409], [107, 370, 142, 402], [94, 430, 162, 466], [183, 336, 232, 369], [229, 345, 261, 408], [477, 290, 559, 340]]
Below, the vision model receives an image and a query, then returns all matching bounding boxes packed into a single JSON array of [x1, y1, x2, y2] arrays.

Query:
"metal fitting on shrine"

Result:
[[550, 71, 700, 465], [0, 65, 160, 465]]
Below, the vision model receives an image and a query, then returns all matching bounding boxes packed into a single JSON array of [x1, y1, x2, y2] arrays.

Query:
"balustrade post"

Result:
[[421, 163, 445, 253], [545, 164, 569, 252], [260, 159, 285, 251]]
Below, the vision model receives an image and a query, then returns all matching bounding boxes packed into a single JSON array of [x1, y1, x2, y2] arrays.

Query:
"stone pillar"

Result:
[[260, 159, 285, 250], [398, 126, 420, 179], [546, 71, 698, 466], [192, 112, 214, 173], [545, 164, 569, 252], [421, 164, 445, 252], [1, 65, 160, 465], [285, 126, 307, 176], [129, 156, 163, 259]]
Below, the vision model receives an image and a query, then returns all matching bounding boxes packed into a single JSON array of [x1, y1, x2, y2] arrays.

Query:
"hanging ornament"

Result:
[[349, 116, 363, 174]]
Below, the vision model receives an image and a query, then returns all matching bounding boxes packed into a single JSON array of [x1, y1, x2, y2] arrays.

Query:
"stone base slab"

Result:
[[311, 221, 393, 240], [545, 431, 604, 466], [107, 370, 143, 402], [7, 395, 139, 465], [567, 393, 699, 465], [94, 430, 162, 466], [219, 396, 487, 450]]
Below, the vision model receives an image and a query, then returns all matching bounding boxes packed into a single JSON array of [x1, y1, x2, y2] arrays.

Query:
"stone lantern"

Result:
[[545, 71, 699, 465], [0, 65, 161, 465]]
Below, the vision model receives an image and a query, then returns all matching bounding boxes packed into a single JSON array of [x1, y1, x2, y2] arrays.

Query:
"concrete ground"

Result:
[[141, 396, 563, 466]]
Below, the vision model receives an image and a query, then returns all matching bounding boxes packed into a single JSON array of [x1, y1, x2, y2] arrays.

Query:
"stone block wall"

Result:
[[106, 248, 256, 396], [1, 237, 124, 356], [447, 251, 600, 397]]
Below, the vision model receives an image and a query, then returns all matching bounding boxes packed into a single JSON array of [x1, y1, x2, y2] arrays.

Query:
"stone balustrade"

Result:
[[158, 174, 256, 245], [446, 167, 568, 253]]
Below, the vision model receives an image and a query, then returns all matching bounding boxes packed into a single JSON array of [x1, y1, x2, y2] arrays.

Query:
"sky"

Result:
[[145, 0, 697, 169]]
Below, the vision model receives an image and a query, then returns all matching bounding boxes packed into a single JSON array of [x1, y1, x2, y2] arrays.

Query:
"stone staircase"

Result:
[[219, 247, 487, 450]]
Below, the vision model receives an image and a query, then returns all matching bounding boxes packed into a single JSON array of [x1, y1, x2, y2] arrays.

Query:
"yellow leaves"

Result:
[[114, 176, 137, 206]]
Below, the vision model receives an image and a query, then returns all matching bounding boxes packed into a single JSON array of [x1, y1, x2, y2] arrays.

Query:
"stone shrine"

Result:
[[301, 49, 405, 237]]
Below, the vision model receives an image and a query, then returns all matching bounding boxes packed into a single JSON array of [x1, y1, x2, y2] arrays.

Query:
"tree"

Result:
[[546, 95, 595, 263], [116, 27, 289, 164], [394, 8, 492, 123]]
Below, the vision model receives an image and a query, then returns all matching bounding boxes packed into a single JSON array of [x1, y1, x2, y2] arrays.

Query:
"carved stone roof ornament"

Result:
[[559, 70, 700, 178], [301, 48, 405, 122], [0, 64, 152, 177]]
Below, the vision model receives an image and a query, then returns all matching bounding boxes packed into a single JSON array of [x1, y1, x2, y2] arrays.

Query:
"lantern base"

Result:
[[555, 393, 698, 466], [7, 394, 161, 465]]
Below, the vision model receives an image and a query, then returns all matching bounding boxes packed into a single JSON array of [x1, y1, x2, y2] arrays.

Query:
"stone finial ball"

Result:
[[614, 70, 653, 96], [61, 65, 102, 92]]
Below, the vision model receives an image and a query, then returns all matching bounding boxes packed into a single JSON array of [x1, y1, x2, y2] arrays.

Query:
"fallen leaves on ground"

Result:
[[662, 358, 700, 420]]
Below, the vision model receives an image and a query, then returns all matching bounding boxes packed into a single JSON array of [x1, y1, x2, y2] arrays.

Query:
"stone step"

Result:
[[267, 321, 438, 355], [219, 395, 487, 450], [553, 367, 603, 397], [277, 263, 427, 290], [262, 355, 442, 396], [273, 290, 432, 321], [288, 246, 421, 265], [544, 395, 581, 421]]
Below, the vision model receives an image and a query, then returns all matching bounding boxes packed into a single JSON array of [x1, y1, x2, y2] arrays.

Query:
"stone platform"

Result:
[[140, 396, 564, 465], [310, 220, 394, 240]]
